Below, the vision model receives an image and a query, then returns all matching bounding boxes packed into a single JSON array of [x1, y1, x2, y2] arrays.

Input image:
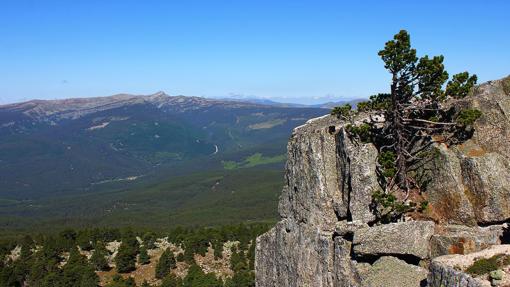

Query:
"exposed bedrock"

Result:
[[256, 76, 510, 287]]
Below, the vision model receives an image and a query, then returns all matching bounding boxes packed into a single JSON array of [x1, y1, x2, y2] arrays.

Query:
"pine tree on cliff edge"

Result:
[[333, 30, 480, 204]]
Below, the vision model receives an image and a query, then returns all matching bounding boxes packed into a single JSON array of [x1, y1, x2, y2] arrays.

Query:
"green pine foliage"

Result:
[[139, 246, 150, 265], [91, 242, 110, 271], [61, 247, 99, 287], [161, 273, 182, 287], [378, 151, 397, 178], [1, 223, 270, 287], [456, 109, 482, 126], [155, 248, 176, 279], [182, 263, 223, 287], [115, 231, 139, 273], [225, 270, 255, 287], [445, 72, 478, 99], [356, 93, 392, 112], [331, 104, 352, 119], [105, 275, 137, 287]]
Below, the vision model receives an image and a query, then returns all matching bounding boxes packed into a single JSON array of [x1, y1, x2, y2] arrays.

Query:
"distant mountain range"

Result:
[[220, 97, 366, 109]]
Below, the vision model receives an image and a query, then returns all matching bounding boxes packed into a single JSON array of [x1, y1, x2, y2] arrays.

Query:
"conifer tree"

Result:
[[138, 246, 150, 265], [155, 248, 176, 279]]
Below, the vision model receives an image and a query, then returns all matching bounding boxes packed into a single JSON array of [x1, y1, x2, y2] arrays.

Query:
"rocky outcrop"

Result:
[[278, 115, 348, 231], [256, 76, 510, 287], [425, 77, 510, 225]]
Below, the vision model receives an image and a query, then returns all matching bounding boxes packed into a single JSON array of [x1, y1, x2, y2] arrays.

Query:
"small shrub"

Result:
[[466, 254, 510, 276], [456, 109, 482, 126], [346, 123, 372, 143], [419, 201, 429, 211], [356, 101, 371, 112], [371, 190, 413, 223], [466, 256, 499, 275], [138, 246, 150, 265], [176, 253, 185, 262], [331, 104, 352, 119]]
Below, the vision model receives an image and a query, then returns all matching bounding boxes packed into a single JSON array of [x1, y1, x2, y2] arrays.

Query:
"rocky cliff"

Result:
[[255, 76, 510, 287]]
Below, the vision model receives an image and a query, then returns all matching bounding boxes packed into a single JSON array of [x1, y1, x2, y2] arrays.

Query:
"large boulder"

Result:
[[362, 256, 428, 287], [353, 221, 435, 260]]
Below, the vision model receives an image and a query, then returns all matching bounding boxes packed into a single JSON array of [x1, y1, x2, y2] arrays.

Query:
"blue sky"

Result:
[[1, 1, 509, 104]]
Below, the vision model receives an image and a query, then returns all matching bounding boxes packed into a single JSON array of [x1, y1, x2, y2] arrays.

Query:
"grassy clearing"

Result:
[[222, 153, 286, 170]]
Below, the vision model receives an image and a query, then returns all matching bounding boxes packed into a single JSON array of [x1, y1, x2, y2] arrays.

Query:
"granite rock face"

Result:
[[426, 76, 510, 225], [256, 76, 510, 287], [337, 131, 379, 224], [255, 220, 335, 286], [278, 115, 348, 231], [257, 113, 378, 286]]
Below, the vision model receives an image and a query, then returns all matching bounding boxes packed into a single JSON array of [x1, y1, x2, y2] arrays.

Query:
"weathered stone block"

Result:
[[353, 221, 435, 259]]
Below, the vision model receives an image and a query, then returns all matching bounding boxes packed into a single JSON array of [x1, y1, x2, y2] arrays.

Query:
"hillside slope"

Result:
[[0, 93, 328, 230], [0, 92, 326, 199]]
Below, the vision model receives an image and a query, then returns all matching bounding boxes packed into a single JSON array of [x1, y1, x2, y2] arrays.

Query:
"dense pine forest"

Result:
[[0, 223, 269, 287]]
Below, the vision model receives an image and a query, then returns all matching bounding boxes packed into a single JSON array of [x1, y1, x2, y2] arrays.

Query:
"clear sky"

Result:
[[1, 0, 509, 104]]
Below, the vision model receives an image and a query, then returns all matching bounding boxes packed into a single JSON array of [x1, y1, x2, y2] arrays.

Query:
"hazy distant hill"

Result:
[[221, 97, 365, 109], [0, 92, 327, 230]]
